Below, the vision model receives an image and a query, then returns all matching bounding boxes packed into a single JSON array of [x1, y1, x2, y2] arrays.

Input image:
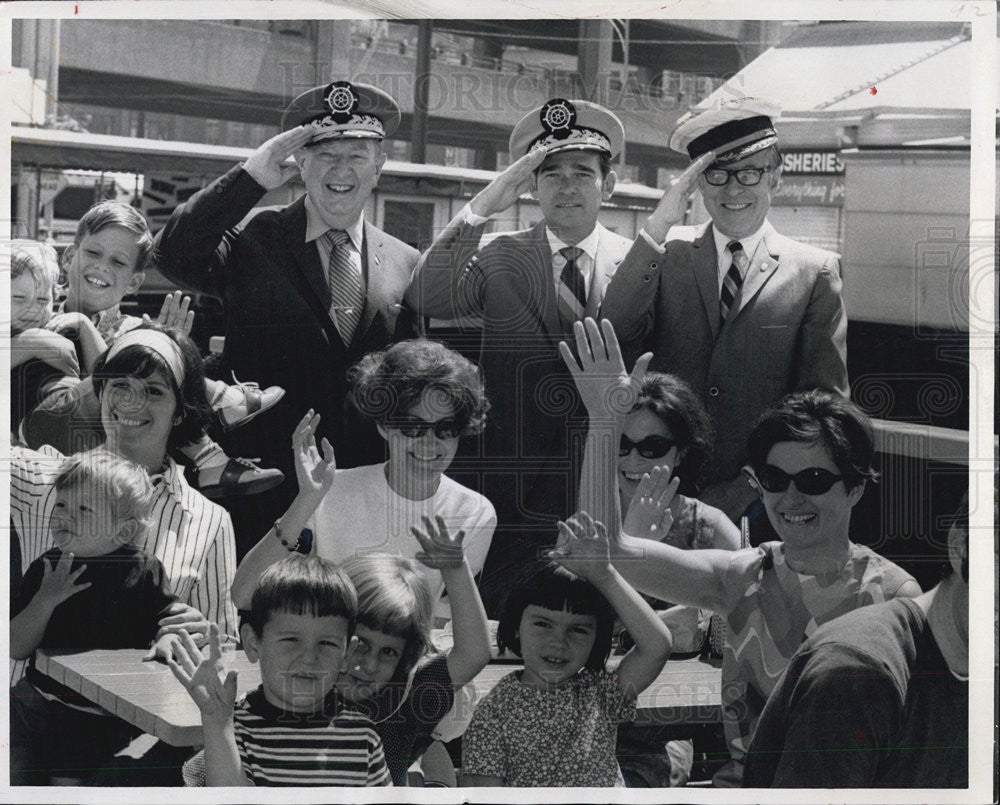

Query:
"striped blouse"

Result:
[[10, 445, 239, 681]]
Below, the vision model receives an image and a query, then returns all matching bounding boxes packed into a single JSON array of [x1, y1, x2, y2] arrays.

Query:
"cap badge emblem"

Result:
[[324, 81, 360, 123], [540, 99, 577, 140]]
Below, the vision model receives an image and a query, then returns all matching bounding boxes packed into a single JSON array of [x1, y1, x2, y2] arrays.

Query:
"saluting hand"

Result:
[[469, 147, 547, 218], [644, 151, 716, 243], [243, 126, 314, 190]]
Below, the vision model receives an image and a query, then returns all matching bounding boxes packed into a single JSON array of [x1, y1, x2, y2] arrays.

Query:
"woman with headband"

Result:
[[11, 323, 239, 666]]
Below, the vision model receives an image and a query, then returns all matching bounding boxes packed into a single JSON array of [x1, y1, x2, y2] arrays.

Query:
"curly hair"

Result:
[[747, 388, 878, 491], [90, 323, 212, 451], [630, 372, 715, 496], [348, 339, 489, 437]]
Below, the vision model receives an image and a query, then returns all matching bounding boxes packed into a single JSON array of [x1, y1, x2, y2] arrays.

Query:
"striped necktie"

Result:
[[556, 246, 586, 330], [323, 229, 365, 344], [720, 240, 748, 323]]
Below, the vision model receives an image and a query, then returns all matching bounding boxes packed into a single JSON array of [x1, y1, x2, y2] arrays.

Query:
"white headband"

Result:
[[105, 329, 186, 387]]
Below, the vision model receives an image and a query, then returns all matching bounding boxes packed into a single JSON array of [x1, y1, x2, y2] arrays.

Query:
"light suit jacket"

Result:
[[601, 220, 848, 486]]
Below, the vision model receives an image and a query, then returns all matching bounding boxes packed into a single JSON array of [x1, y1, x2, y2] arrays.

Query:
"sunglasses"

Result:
[[702, 166, 774, 187], [392, 417, 464, 440], [755, 465, 844, 496], [619, 435, 674, 460]]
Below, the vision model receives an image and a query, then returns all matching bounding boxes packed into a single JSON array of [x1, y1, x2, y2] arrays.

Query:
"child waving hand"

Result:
[[460, 511, 672, 787]]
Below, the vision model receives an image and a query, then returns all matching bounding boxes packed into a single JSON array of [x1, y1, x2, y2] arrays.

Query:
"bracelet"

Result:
[[273, 519, 302, 553]]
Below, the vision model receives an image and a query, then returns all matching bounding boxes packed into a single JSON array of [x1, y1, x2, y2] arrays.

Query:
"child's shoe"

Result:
[[190, 440, 284, 499], [211, 375, 284, 431]]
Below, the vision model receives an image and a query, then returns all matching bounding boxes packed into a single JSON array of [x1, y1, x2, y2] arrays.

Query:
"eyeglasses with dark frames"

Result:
[[702, 166, 774, 187]]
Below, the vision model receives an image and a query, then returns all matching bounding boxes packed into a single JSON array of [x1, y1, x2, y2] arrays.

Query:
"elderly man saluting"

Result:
[[601, 97, 849, 529], [155, 81, 419, 553]]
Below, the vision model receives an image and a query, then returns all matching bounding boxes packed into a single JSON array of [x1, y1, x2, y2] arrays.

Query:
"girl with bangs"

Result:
[[460, 512, 672, 787]]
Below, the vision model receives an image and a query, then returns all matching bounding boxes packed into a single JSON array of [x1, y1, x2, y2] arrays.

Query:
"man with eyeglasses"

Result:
[[602, 97, 849, 531]]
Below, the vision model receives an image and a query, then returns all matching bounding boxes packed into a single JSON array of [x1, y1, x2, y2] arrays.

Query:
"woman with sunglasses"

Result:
[[232, 339, 495, 620], [561, 318, 920, 787]]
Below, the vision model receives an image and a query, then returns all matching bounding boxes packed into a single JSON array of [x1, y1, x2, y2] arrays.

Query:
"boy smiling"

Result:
[[171, 555, 391, 787]]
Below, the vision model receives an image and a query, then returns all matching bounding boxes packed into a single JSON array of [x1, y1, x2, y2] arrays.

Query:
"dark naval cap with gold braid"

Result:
[[281, 80, 401, 143]]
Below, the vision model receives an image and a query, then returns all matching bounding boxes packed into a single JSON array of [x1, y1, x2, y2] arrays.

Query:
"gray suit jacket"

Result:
[[406, 214, 630, 604], [601, 220, 848, 487]]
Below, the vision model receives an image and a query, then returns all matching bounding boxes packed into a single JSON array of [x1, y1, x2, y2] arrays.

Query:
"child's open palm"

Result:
[[37, 551, 90, 609], [166, 624, 237, 725], [412, 515, 466, 570], [548, 511, 613, 583], [292, 410, 336, 500]]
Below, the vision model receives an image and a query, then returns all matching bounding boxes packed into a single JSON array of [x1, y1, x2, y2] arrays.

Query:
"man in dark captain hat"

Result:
[[406, 97, 632, 615], [602, 95, 849, 535], [155, 80, 419, 554]]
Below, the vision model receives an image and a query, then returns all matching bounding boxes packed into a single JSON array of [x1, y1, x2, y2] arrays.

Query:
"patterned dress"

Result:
[[462, 668, 636, 786]]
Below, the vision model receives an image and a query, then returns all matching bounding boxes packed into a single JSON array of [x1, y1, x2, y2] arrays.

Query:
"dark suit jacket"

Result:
[[155, 165, 419, 494], [405, 214, 629, 607], [601, 221, 848, 487]]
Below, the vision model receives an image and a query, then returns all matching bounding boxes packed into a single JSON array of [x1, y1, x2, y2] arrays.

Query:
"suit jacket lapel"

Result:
[[586, 224, 622, 318], [691, 225, 721, 340], [733, 221, 780, 319]]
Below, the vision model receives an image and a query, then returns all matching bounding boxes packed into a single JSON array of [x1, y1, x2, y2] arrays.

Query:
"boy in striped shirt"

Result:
[[169, 555, 391, 786]]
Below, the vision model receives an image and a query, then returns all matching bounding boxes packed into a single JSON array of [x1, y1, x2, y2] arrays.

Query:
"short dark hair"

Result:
[[90, 323, 212, 451], [632, 372, 714, 496], [342, 554, 434, 682], [349, 339, 489, 437], [246, 554, 357, 637], [73, 200, 155, 274], [533, 150, 613, 180], [497, 561, 616, 672], [747, 389, 878, 491]]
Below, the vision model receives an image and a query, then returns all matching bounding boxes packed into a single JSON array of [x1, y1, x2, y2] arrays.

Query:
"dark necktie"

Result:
[[323, 229, 365, 344], [556, 246, 586, 329], [720, 240, 748, 323]]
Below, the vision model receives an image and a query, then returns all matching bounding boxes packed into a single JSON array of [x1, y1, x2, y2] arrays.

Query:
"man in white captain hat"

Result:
[[405, 98, 632, 615], [602, 96, 849, 533], [155, 80, 419, 554]]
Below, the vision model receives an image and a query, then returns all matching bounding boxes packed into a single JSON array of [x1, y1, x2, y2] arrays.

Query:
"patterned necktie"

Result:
[[720, 240, 748, 323], [323, 229, 365, 344], [556, 246, 586, 330]]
